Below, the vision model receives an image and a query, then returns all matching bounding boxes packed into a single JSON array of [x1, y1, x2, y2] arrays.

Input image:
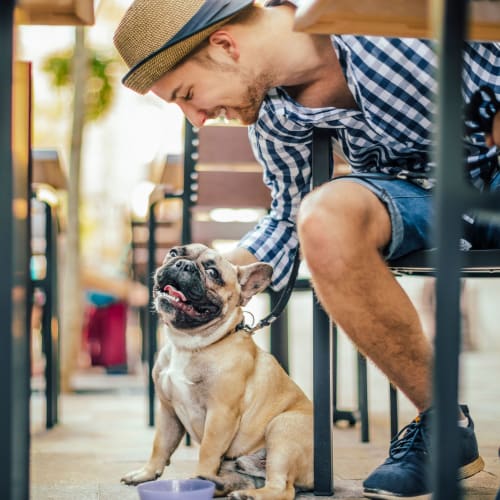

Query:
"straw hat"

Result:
[[114, 0, 254, 94]]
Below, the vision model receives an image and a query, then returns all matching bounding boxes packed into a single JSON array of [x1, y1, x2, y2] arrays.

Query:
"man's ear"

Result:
[[237, 262, 273, 306], [208, 30, 240, 61]]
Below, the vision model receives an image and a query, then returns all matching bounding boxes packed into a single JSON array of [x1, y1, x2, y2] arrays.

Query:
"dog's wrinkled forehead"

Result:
[[164, 244, 237, 282], [163, 243, 206, 261]]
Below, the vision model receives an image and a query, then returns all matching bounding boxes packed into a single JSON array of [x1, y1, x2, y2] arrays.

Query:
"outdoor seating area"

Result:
[[2, 1, 500, 500]]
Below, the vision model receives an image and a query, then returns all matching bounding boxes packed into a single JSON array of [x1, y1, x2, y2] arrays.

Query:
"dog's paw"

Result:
[[121, 467, 161, 486], [196, 475, 228, 496], [228, 489, 257, 500]]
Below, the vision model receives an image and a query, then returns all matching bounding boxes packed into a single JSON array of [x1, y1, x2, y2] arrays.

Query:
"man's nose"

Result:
[[177, 101, 207, 128]]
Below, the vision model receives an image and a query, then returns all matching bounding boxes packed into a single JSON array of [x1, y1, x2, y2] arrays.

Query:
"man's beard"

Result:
[[232, 78, 269, 125]]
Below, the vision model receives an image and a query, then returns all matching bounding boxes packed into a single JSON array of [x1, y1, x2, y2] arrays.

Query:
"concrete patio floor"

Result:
[[30, 350, 500, 500], [30, 286, 500, 499]]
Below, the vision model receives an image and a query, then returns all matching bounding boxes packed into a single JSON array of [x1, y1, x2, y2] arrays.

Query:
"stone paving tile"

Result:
[[31, 486, 99, 500]]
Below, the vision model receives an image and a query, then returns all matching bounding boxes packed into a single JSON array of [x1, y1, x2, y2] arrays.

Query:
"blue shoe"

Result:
[[363, 405, 484, 499]]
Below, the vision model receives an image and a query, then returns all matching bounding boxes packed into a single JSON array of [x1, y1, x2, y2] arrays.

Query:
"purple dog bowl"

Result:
[[137, 479, 215, 500]]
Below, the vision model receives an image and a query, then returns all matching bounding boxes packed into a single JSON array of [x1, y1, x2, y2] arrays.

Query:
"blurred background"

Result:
[[19, 0, 187, 391]]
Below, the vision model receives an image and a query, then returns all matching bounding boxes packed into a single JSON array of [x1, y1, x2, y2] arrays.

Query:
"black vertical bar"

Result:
[[42, 202, 59, 428], [269, 291, 289, 373], [41, 203, 53, 427], [311, 128, 333, 495], [313, 298, 333, 495], [147, 203, 158, 426], [1, 7, 31, 497], [357, 353, 369, 443], [432, 0, 468, 498], [40, 202, 59, 429], [182, 120, 197, 245], [312, 128, 333, 185], [0, 7, 15, 497], [332, 325, 339, 413], [139, 307, 147, 362], [389, 384, 399, 438], [332, 325, 357, 427]]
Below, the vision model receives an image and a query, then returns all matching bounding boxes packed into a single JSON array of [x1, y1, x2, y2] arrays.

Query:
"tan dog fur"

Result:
[[121, 244, 313, 500]]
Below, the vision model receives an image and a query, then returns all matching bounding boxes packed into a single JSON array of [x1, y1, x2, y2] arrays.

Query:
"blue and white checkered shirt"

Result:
[[238, 27, 499, 290]]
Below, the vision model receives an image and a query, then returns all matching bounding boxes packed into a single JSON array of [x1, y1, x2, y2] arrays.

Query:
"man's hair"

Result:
[[185, 3, 263, 68], [229, 2, 263, 25]]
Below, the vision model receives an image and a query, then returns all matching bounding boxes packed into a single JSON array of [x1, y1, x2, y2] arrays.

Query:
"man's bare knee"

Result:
[[297, 181, 391, 274], [298, 181, 391, 243]]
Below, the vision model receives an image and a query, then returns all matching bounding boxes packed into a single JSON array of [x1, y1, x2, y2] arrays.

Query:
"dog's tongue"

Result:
[[164, 285, 187, 302]]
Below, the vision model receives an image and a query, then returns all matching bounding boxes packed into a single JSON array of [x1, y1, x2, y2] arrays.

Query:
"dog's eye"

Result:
[[168, 248, 179, 257], [206, 267, 220, 281]]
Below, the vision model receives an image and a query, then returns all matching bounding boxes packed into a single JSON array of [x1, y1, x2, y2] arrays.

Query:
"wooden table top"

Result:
[[16, 0, 94, 25], [293, 0, 500, 40]]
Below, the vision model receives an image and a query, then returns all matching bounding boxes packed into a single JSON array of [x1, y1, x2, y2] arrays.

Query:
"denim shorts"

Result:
[[331, 172, 500, 260]]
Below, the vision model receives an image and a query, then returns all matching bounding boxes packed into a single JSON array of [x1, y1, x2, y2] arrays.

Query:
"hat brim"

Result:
[[123, 0, 254, 94]]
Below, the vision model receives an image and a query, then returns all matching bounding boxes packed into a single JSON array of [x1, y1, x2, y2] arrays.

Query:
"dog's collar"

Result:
[[236, 317, 277, 335], [236, 320, 261, 334]]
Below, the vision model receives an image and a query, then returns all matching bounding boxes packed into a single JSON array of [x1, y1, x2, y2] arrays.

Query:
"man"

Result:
[[113, 0, 500, 498]]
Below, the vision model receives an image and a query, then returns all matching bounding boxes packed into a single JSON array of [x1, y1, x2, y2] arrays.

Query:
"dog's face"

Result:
[[153, 244, 272, 342]]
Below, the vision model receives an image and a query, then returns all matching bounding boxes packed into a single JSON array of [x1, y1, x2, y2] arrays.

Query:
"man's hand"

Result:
[[222, 246, 258, 267], [465, 85, 500, 147], [486, 111, 500, 148]]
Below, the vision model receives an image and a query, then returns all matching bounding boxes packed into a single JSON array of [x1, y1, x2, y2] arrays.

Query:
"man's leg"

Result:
[[297, 178, 484, 499], [297, 180, 432, 411]]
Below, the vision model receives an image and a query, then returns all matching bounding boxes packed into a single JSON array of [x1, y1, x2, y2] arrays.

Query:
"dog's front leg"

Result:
[[196, 405, 241, 494], [122, 403, 185, 485]]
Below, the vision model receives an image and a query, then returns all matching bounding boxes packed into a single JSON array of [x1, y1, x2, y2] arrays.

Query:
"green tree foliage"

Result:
[[42, 48, 117, 122]]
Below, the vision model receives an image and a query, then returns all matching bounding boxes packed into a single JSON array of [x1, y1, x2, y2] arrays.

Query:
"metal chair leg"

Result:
[[332, 326, 357, 427], [269, 291, 289, 373], [147, 204, 158, 427], [357, 352, 369, 443], [389, 384, 399, 438], [313, 297, 333, 495]]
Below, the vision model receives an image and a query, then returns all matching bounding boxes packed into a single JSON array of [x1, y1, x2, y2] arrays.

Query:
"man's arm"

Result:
[[234, 96, 314, 290], [487, 112, 500, 148], [223, 246, 259, 267]]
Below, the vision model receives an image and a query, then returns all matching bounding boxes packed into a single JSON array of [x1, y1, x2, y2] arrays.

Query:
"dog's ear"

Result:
[[237, 262, 273, 306]]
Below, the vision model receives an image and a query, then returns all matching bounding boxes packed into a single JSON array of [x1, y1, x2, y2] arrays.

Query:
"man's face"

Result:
[[151, 48, 270, 127]]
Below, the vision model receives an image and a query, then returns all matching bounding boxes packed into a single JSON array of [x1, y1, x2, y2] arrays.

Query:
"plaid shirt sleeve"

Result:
[[237, 93, 315, 290]]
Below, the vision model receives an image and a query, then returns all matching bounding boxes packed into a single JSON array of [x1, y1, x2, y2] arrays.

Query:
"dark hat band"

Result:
[[123, 0, 252, 84]]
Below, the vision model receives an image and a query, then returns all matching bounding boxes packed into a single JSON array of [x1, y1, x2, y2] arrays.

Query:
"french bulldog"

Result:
[[121, 244, 313, 500]]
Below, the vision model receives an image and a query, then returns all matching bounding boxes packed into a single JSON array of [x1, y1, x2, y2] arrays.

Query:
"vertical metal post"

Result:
[[332, 327, 358, 428], [389, 384, 399, 438], [147, 203, 158, 426], [0, 5, 31, 497], [42, 202, 59, 428], [182, 120, 197, 245], [313, 298, 333, 495], [269, 291, 289, 373], [432, 0, 468, 498], [357, 353, 369, 443], [311, 128, 334, 495]]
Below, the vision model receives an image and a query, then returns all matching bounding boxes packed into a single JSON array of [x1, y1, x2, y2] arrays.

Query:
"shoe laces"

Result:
[[389, 415, 431, 460]]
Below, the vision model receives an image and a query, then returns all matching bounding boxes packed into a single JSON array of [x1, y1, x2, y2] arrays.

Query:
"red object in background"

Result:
[[82, 301, 128, 372]]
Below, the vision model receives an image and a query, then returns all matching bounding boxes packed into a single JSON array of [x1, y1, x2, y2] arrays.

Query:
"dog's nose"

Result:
[[174, 259, 196, 274]]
